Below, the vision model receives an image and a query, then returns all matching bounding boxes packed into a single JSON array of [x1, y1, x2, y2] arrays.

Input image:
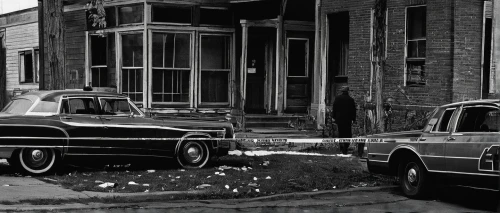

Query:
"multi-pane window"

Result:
[[19, 49, 39, 83], [406, 6, 426, 85], [152, 5, 192, 24], [152, 32, 191, 103], [90, 34, 116, 88], [200, 35, 231, 104], [121, 34, 143, 102], [287, 39, 308, 77]]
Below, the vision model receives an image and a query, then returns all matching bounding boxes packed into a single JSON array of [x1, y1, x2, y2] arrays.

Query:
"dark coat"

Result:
[[332, 92, 356, 123]]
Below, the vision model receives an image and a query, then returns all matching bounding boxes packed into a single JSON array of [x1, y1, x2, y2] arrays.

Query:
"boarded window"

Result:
[[406, 5, 426, 85], [90, 34, 116, 88], [200, 8, 232, 26], [122, 34, 143, 102], [200, 35, 230, 103], [152, 5, 192, 24], [19, 49, 39, 83], [118, 4, 143, 25], [152, 33, 191, 103]]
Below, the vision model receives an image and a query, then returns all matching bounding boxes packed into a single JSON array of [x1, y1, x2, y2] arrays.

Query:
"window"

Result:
[[287, 38, 309, 77], [435, 108, 455, 132], [200, 8, 233, 26], [1, 98, 33, 115], [405, 6, 426, 85], [152, 5, 192, 24], [456, 107, 498, 132], [19, 49, 39, 83], [152, 32, 191, 103], [60, 98, 97, 115], [118, 4, 143, 25], [99, 98, 140, 116], [121, 34, 143, 102], [90, 34, 116, 87], [200, 35, 231, 104]]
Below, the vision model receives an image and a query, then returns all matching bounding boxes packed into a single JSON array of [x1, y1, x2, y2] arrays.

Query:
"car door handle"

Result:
[[104, 118, 112, 121], [420, 137, 427, 141], [61, 116, 72, 120], [91, 116, 101, 119], [447, 136, 455, 141]]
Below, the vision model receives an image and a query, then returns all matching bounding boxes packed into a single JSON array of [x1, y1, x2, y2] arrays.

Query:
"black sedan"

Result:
[[0, 90, 235, 175]]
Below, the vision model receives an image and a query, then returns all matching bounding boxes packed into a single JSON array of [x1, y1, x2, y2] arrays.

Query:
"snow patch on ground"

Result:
[[229, 150, 352, 157]]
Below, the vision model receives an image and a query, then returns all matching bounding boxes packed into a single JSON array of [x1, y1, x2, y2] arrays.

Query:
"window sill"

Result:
[[406, 81, 427, 87]]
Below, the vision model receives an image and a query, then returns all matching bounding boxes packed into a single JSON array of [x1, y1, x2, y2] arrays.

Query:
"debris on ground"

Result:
[[98, 182, 117, 188], [43, 178, 58, 182], [128, 181, 139, 185], [265, 176, 271, 180], [196, 184, 211, 189], [147, 170, 155, 173], [225, 185, 230, 189]]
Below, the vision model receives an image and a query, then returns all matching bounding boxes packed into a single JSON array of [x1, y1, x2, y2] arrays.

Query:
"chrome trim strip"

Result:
[[455, 185, 499, 192], [64, 153, 172, 158], [0, 145, 65, 148], [367, 153, 390, 156], [429, 170, 499, 177], [60, 121, 224, 133]]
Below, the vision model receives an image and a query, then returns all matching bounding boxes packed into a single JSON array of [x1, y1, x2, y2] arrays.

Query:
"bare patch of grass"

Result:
[[36, 155, 396, 199]]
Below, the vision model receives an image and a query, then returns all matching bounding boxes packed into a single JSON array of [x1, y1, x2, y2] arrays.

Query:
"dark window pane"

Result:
[[135, 69, 143, 92], [288, 39, 307, 76], [408, 40, 418, 58], [152, 5, 191, 24], [152, 69, 189, 102], [152, 34, 164, 67], [91, 36, 107, 66], [200, 8, 233, 26], [438, 109, 454, 132], [407, 6, 426, 40], [164, 34, 175, 68], [121, 69, 143, 102], [118, 5, 143, 25], [122, 69, 129, 92], [105, 7, 116, 27], [201, 36, 230, 69], [91, 67, 108, 87], [201, 71, 228, 102], [418, 40, 426, 57], [174, 34, 190, 68], [23, 52, 34, 83], [122, 34, 143, 67], [152, 70, 163, 95]]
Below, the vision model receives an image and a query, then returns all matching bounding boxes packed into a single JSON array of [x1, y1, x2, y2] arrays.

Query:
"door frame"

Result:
[[285, 37, 310, 111]]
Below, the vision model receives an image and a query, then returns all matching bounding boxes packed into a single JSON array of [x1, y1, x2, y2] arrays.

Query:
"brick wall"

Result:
[[452, 0, 484, 102], [321, 0, 485, 113]]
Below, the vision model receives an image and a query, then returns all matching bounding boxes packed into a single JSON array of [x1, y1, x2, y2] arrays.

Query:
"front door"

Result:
[[445, 105, 499, 190], [286, 38, 310, 113], [245, 33, 267, 114]]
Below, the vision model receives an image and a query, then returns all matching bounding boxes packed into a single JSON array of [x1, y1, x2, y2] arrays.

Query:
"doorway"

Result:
[[245, 28, 274, 114], [326, 12, 349, 105]]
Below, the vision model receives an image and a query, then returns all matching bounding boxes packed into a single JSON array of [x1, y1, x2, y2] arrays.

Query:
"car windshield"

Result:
[[1, 98, 33, 115]]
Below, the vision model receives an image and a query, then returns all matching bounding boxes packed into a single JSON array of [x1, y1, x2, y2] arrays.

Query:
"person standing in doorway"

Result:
[[332, 86, 356, 155]]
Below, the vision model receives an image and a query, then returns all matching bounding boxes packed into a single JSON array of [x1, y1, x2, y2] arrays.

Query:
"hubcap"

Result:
[[408, 168, 417, 184], [183, 142, 203, 164], [31, 150, 44, 162]]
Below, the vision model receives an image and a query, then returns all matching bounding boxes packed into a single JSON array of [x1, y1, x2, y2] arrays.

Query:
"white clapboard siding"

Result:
[[5, 22, 39, 91]]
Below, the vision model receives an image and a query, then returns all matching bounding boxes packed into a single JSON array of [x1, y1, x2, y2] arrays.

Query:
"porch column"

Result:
[[276, 15, 285, 115], [494, 0, 500, 94], [240, 22, 249, 112], [312, 0, 326, 128]]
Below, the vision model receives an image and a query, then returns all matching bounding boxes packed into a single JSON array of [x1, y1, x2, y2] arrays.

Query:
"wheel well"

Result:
[[388, 149, 422, 176]]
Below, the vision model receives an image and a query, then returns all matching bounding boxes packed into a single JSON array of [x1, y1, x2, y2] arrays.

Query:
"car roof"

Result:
[[440, 99, 500, 108], [16, 90, 128, 102]]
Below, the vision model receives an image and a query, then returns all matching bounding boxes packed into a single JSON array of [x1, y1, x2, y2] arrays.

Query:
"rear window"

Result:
[[1, 98, 33, 115], [31, 101, 59, 113]]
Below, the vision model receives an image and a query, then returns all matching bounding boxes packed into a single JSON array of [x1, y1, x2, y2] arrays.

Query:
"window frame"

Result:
[[431, 107, 457, 133], [150, 3, 193, 26], [18, 48, 39, 84], [198, 33, 232, 106], [89, 34, 109, 87], [404, 5, 427, 86], [117, 3, 144, 26], [59, 96, 99, 115], [149, 30, 194, 105]]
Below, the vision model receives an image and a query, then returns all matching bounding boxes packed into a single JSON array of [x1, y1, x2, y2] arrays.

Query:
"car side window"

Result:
[[435, 109, 455, 132], [456, 106, 498, 132], [100, 98, 140, 116], [60, 98, 97, 115]]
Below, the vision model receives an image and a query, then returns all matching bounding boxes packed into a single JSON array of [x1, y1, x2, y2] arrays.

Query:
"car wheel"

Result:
[[399, 157, 428, 199], [177, 141, 210, 169], [18, 148, 57, 175]]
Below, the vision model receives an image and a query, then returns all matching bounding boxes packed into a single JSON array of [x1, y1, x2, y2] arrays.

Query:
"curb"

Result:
[[0, 186, 399, 211]]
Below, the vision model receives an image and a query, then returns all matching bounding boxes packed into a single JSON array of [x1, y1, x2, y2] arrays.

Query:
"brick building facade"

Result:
[[312, 0, 498, 127]]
